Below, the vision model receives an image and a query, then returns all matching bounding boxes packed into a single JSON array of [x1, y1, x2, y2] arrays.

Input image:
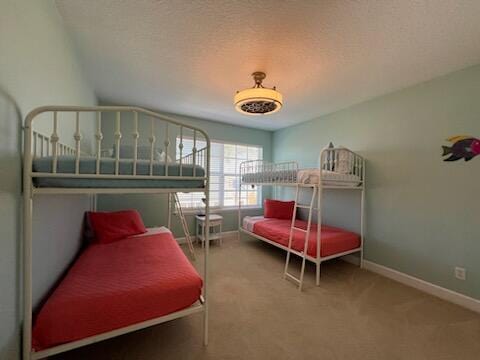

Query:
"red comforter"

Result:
[[253, 218, 360, 258], [32, 230, 202, 351]]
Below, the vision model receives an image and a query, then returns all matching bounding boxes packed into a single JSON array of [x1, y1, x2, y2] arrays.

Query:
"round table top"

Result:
[[195, 214, 223, 221]]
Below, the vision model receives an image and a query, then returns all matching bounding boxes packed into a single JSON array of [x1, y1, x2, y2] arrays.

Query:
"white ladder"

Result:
[[283, 185, 317, 291], [173, 193, 196, 260]]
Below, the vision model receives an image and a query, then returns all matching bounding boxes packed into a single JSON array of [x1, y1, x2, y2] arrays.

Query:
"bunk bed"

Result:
[[238, 147, 365, 290], [23, 106, 211, 360]]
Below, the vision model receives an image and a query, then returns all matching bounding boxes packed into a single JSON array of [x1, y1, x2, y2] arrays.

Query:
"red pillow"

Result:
[[87, 210, 147, 244], [264, 199, 295, 220]]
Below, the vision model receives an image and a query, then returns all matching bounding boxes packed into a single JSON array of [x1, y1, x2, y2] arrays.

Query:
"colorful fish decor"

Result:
[[442, 135, 480, 162]]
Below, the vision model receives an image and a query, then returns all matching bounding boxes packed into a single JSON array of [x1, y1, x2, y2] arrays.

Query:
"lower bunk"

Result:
[[241, 215, 362, 284], [242, 216, 360, 259], [31, 227, 204, 359]]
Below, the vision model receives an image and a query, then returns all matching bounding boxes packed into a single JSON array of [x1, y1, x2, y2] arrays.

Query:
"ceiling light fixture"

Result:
[[234, 72, 283, 115]]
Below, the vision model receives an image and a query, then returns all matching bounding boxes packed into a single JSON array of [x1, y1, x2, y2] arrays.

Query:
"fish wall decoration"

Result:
[[442, 135, 480, 161]]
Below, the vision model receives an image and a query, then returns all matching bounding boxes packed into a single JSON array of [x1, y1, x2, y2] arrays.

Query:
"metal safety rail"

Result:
[[240, 159, 298, 185], [25, 106, 208, 195]]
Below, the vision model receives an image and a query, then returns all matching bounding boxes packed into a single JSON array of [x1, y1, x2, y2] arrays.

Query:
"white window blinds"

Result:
[[176, 138, 263, 209]]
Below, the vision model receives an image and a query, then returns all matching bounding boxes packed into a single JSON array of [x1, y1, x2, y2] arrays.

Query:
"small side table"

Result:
[[195, 214, 223, 247]]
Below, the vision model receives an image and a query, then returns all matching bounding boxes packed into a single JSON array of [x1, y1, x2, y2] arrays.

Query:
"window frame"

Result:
[[175, 137, 263, 211]]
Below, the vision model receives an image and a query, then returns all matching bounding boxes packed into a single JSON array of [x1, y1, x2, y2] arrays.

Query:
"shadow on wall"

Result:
[[0, 86, 22, 192], [274, 185, 362, 234], [0, 87, 23, 359]]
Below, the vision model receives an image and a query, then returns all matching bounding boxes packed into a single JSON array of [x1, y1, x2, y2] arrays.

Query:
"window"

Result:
[[176, 138, 263, 210]]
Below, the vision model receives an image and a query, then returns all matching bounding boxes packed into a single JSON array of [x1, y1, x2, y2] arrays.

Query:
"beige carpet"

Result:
[[53, 234, 480, 360]]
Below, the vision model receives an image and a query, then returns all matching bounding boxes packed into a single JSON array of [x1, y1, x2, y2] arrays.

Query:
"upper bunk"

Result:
[[23, 106, 210, 195], [240, 146, 365, 189]]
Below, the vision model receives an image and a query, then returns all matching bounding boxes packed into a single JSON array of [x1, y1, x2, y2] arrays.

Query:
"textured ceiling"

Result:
[[56, 0, 480, 130]]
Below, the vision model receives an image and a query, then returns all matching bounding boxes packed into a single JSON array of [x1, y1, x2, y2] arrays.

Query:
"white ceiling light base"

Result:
[[234, 72, 283, 115]]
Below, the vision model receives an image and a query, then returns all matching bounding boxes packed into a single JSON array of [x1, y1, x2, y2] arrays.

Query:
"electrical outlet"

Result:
[[454, 267, 466, 281]]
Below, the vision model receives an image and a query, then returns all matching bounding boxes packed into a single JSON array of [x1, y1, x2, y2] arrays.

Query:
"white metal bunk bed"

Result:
[[238, 147, 365, 290], [23, 106, 211, 360]]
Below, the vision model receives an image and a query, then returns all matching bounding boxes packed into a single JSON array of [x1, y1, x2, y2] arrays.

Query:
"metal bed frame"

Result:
[[238, 147, 365, 290], [23, 106, 211, 360]]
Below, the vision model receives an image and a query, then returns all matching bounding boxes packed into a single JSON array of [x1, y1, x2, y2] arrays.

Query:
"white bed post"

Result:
[[95, 111, 103, 175], [316, 149, 326, 286], [92, 195, 98, 211], [74, 112, 82, 174], [192, 131, 197, 178], [167, 193, 172, 229], [316, 184, 323, 286], [114, 112, 122, 175], [132, 111, 139, 176], [203, 134, 210, 346], [23, 112, 34, 360], [316, 189, 321, 286], [360, 158, 366, 268], [51, 112, 59, 174], [23, 178, 33, 360], [149, 117, 156, 176], [92, 110, 102, 213], [165, 123, 172, 229], [179, 126, 183, 176], [238, 163, 242, 237], [164, 123, 170, 177]]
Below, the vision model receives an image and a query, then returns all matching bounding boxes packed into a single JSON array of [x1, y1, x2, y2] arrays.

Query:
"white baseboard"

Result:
[[341, 254, 361, 266], [179, 232, 480, 314], [176, 230, 239, 244], [359, 259, 480, 314]]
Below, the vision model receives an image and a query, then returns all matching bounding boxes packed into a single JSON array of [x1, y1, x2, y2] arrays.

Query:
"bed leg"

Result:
[[23, 194, 33, 360], [316, 261, 321, 286], [203, 306, 208, 346]]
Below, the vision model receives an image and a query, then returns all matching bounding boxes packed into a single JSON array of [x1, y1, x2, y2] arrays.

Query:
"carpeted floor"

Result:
[[53, 234, 480, 360]]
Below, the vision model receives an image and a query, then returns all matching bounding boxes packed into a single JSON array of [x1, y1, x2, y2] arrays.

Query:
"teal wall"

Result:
[[273, 64, 480, 300], [0, 1, 96, 359], [98, 109, 272, 237], [1, 5, 478, 360]]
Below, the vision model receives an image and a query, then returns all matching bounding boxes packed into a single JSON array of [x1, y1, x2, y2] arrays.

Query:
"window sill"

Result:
[[178, 206, 262, 215]]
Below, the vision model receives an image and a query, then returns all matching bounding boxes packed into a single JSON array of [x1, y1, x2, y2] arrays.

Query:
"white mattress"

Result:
[[242, 216, 266, 232], [129, 226, 172, 238]]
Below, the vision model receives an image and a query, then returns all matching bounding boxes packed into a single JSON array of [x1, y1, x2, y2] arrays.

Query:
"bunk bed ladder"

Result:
[[174, 193, 196, 260], [283, 185, 317, 291]]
